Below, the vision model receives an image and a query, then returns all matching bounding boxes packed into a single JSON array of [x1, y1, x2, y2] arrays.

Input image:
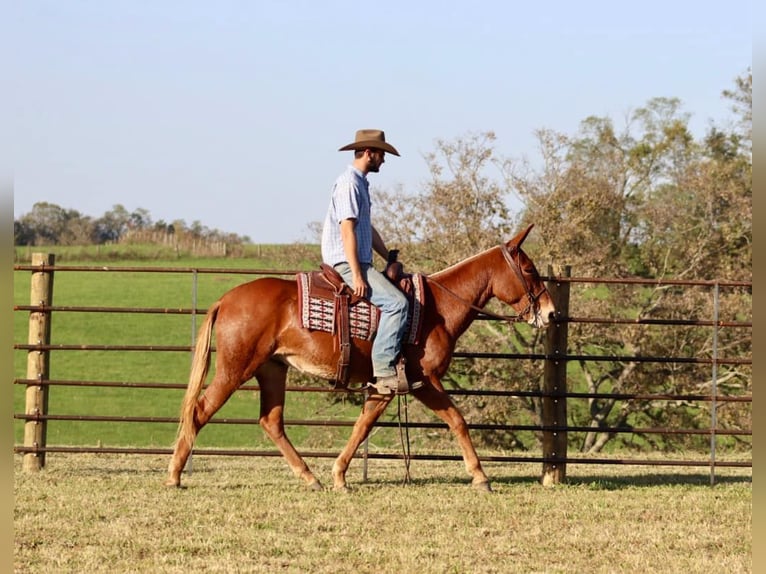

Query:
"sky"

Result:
[[5, 1, 753, 244]]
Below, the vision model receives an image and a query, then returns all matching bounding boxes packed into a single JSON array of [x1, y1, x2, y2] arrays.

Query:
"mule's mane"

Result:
[[426, 246, 504, 332], [429, 245, 501, 282]]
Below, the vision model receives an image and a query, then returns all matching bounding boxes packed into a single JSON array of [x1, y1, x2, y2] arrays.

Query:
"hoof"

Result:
[[308, 481, 324, 492], [333, 484, 353, 493], [164, 479, 185, 489], [472, 481, 493, 493]]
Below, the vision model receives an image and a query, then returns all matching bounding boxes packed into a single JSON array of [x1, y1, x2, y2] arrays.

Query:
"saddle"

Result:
[[296, 260, 425, 388]]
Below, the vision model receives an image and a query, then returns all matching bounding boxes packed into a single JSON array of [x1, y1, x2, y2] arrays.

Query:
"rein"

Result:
[[426, 244, 544, 324], [397, 395, 412, 485], [428, 279, 524, 323]]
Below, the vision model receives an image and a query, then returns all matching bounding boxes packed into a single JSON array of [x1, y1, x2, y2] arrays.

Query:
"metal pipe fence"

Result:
[[13, 258, 752, 483]]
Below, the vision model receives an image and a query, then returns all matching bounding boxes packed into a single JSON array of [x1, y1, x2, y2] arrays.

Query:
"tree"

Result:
[[129, 207, 153, 230], [374, 132, 546, 450], [376, 131, 516, 270], [370, 72, 750, 454], [14, 219, 35, 246], [722, 67, 752, 158], [513, 75, 751, 453], [16, 202, 90, 245], [93, 204, 132, 243]]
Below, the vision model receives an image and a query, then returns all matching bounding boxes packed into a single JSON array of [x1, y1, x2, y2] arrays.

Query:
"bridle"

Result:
[[499, 243, 549, 322], [427, 244, 547, 324]]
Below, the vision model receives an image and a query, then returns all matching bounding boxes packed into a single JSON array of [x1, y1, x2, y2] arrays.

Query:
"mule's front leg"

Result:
[[332, 393, 393, 490], [416, 379, 492, 491]]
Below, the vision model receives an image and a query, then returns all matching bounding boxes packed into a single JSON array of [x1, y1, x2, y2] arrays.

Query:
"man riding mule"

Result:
[[321, 129, 415, 395], [165, 135, 556, 492]]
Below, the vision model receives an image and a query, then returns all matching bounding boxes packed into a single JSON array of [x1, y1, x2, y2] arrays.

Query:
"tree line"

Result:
[[14, 203, 252, 247]]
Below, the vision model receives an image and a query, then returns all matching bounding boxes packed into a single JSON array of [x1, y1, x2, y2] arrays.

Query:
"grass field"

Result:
[[14, 453, 751, 573], [13, 249, 752, 572], [13, 253, 361, 450]]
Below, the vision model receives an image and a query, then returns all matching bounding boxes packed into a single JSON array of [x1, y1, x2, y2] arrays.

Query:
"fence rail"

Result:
[[13, 256, 752, 484], [12, 378, 753, 402]]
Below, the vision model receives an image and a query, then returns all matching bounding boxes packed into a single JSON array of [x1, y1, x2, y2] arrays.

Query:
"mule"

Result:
[[166, 224, 555, 491]]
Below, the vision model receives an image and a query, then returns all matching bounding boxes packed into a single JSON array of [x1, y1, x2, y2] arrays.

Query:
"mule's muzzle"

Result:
[[527, 302, 556, 329]]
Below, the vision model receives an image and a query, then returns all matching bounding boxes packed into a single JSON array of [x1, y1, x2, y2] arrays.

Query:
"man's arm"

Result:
[[339, 218, 367, 297], [371, 225, 389, 261]]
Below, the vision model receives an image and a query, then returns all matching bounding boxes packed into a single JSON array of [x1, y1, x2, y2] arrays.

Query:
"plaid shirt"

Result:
[[321, 165, 373, 266]]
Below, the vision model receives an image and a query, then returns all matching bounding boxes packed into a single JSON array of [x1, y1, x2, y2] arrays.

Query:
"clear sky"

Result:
[[6, 1, 752, 243]]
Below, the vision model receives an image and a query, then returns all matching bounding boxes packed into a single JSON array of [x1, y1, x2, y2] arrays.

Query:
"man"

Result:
[[321, 129, 414, 395]]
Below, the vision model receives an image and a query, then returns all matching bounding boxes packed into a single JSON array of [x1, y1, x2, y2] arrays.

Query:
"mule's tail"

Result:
[[175, 300, 221, 451]]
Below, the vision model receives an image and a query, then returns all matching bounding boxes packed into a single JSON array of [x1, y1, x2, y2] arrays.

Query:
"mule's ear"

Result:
[[506, 223, 535, 251]]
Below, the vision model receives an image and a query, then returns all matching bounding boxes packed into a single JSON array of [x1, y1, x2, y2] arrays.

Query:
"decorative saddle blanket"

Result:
[[296, 272, 380, 340], [296, 265, 426, 345]]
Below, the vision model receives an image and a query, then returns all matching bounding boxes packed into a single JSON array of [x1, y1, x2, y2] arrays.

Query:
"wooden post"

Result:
[[23, 253, 55, 472], [541, 265, 570, 486]]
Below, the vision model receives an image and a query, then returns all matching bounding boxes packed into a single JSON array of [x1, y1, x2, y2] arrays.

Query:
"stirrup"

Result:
[[367, 375, 424, 395], [368, 374, 409, 395]]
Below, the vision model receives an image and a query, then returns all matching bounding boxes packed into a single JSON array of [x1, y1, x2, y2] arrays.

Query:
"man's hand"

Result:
[[350, 271, 368, 297]]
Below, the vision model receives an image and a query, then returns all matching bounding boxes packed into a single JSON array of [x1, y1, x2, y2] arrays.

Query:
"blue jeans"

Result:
[[334, 262, 409, 378]]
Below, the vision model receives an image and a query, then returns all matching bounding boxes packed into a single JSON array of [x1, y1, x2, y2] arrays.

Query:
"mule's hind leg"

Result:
[[332, 393, 394, 490], [166, 439, 192, 487], [165, 372, 242, 487], [257, 360, 322, 491]]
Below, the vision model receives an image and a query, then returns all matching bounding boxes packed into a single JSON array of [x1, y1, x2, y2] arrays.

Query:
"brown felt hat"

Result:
[[338, 129, 400, 156]]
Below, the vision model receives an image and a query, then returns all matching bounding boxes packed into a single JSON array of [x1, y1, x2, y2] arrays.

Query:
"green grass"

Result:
[[13, 252, 365, 451], [13, 453, 752, 573], [13, 252, 434, 454]]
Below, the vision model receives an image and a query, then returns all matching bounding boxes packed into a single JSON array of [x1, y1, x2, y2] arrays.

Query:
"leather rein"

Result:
[[427, 244, 547, 324]]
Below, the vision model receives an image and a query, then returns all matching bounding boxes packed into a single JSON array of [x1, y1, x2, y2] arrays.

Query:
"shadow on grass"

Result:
[[27, 453, 752, 492], [563, 473, 751, 489], [354, 470, 752, 490], [485, 472, 752, 489]]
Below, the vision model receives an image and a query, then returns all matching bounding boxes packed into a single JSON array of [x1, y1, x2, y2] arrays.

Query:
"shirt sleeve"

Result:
[[332, 178, 360, 223]]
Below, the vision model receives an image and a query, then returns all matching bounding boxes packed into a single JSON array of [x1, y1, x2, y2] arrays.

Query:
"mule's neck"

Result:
[[428, 247, 499, 337]]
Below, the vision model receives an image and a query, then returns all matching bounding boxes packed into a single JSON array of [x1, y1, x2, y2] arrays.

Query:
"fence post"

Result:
[[23, 253, 55, 472], [541, 265, 570, 486]]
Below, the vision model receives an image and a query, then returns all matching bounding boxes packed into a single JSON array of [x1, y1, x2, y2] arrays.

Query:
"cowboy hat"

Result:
[[338, 129, 400, 156]]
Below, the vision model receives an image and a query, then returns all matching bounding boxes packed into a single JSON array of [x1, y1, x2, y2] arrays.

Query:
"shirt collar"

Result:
[[349, 165, 367, 181]]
